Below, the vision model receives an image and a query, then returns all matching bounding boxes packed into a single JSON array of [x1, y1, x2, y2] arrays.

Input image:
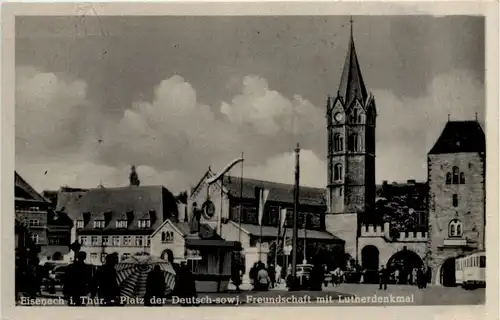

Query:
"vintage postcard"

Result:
[[1, 2, 499, 320]]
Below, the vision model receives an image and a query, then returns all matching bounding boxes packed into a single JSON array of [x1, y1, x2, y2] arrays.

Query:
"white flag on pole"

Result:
[[280, 208, 287, 229], [256, 187, 270, 226]]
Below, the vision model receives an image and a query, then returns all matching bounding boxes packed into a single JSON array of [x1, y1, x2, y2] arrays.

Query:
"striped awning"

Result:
[[115, 255, 176, 298]]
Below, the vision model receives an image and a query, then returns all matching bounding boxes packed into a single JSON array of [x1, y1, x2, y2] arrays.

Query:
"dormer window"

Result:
[[94, 220, 105, 229], [76, 220, 84, 229], [116, 220, 128, 228], [138, 219, 151, 228]]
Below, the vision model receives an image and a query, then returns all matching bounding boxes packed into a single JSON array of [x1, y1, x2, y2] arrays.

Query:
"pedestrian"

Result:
[[249, 263, 259, 290], [256, 262, 270, 291], [275, 264, 282, 285], [412, 268, 418, 286], [309, 257, 324, 291], [165, 249, 197, 306], [231, 262, 242, 292], [145, 265, 166, 306], [378, 265, 387, 290], [416, 268, 424, 289], [93, 253, 120, 306], [63, 251, 92, 306], [425, 267, 431, 288], [360, 269, 365, 284], [267, 264, 276, 289], [394, 269, 400, 284]]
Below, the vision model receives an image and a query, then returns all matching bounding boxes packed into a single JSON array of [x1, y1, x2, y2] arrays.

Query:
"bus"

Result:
[[455, 251, 486, 289]]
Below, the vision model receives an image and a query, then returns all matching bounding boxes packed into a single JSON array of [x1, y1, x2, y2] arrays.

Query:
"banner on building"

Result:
[[255, 187, 270, 226], [280, 208, 287, 229]]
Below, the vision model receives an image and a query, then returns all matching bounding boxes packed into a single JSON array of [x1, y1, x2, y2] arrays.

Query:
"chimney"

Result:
[[129, 165, 140, 186], [126, 210, 134, 224], [83, 212, 91, 226], [104, 211, 112, 225], [149, 210, 157, 225]]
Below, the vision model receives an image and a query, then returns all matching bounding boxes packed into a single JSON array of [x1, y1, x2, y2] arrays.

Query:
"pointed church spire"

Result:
[[337, 17, 368, 106]]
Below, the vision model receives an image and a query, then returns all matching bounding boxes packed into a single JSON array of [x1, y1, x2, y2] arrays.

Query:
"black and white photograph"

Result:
[[4, 3, 497, 312]]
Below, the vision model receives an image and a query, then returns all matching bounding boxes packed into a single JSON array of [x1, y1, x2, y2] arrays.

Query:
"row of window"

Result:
[[88, 252, 136, 263], [333, 134, 360, 152], [48, 236, 70, 245], [28, 219, 41, 227], [76, 219, 152, 230], [456, 255, 486, 270], [78, 235, 153, 247], [446, 167, 466, 185], [15, 206, 42, 212]]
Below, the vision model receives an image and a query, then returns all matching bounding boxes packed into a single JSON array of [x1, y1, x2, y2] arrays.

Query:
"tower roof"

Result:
[[429, 121, 485, 154], [337, 20, 368, 106]]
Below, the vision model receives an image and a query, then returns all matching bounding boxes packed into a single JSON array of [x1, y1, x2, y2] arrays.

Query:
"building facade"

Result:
[[15, 172, 52, 256], [188, 170, 345, 282], [41, 190, 73, 260], [58, 180, 179, 264], [427, 121, 486, 286]]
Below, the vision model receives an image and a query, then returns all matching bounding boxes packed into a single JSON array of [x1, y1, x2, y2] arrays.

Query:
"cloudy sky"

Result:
[[15, 15, 485, 194]]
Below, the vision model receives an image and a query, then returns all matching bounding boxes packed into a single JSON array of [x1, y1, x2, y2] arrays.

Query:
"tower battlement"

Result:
[[360, 222, 428, 242], [360, 222, 390, 237]]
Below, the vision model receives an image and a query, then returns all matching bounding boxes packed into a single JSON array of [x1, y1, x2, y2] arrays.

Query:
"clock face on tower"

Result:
[[334, 112, 343, 122]]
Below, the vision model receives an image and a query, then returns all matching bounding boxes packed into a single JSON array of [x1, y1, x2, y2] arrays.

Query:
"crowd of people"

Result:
[[15, 249, 197, 306], [377, 265, 431, 290]]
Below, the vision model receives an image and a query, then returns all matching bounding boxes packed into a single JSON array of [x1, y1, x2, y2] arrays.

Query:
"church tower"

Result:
[[325, 19, 377, 260]]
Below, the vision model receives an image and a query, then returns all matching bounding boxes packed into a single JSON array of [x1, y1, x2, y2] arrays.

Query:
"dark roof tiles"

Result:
[[429, 121, 485, 154], [337, 34, 368, 106], [221, 176, 326, 207]]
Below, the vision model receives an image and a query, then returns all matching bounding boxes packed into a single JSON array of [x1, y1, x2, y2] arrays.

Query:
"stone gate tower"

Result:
[[325, 19, 377, 260]]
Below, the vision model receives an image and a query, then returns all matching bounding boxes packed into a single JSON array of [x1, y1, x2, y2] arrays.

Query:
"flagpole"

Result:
[[238, 152, 244, 244], [218, 174, 223, 237], [259, 211, 263, 262], [275, 206, 281, 267], [303, 215, 307, 264], [290, 143, 300, 290]]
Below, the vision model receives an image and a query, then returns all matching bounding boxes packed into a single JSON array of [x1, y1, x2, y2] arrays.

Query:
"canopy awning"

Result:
[[185, 239, 242, 250]]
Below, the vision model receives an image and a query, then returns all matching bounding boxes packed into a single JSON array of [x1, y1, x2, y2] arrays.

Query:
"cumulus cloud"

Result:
[[99, 73, 324, 175], [244, 149, 327, 188], [374, 69, 484, 183], [15, 64, 484, 194], [221, 75, 324, 136], [16, 161, 191, 193], [16, 67, 325, 193]]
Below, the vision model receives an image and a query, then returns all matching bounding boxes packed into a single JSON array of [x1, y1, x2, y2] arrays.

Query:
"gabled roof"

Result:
[[337, 28, 368, 107], [151, 219, 221, 240], [14, 171, 51, 203], [56, 188, 88, 212], [221, 176, 326, 207], [190, 168, 326, 207], [63, 185, 178, 235], [429, 121, 485, 154]]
